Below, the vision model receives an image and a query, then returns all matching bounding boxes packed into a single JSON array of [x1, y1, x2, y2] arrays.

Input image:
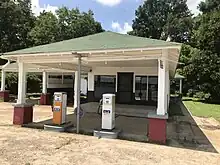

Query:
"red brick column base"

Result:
[[13, 104, 33, 125], [148, 112, 168, 144], [0, 90, 9, 102], [40, 93, 50, 105]]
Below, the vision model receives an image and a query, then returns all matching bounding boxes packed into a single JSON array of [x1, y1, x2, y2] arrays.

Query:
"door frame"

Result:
[[117, 72, 134, 104]]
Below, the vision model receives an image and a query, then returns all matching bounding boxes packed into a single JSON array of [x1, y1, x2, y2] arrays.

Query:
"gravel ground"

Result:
[[0, 103, 220, 165], [0, 126, 220, 165]]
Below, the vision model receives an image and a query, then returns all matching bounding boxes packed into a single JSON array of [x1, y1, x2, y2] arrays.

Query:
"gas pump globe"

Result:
[[102, 94, 116, 130]]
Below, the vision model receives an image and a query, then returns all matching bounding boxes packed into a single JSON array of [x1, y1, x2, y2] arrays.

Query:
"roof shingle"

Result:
[[4, 31, 181, 55]]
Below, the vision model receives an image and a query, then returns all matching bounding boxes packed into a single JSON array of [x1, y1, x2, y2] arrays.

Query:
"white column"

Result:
[[74, 71, 78, 109], [133, 73, 136, 93], [76, 56, 81, 134], [17, 62, 27, 104], [157, 49, 168, 116], [88, 72, 94, 91], [42, 71, 47, 94], [1, 70, 6, 91], [166, 71, 170, 112], [179, 79, 183, 94]]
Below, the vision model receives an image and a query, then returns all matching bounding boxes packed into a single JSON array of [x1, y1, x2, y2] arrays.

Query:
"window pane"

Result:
[[64, 75, 73, 79], [135, 76, 148, 101], [94, 75, 116, 100], [49, 75, 62, 79], [148, 76, 158, 101]]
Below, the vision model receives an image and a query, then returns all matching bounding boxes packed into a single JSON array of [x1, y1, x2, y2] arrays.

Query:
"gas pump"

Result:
[[52, 92, 67, 125], [102, 94, 115, 130]]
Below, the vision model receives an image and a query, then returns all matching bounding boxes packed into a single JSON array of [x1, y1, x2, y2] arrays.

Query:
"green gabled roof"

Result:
[[4, 31, 181, 55]]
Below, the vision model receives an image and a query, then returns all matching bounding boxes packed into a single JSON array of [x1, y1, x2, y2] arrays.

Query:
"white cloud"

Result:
[[187, 0, 202, 15], [94, 0, 123, 6], [111, 22, 133, 34], [31, 0, 58, 16]]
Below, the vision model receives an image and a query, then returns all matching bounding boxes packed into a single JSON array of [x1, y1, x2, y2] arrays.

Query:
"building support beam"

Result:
[[87, 72, 95, 102], [74, 71, 78, 109], [13, 62, 33, 125], [1, 70, 6, 91], [76, 55, 81, 134], [42, 71, 47, 94], [179, 78, 183, 96], [0, 70, 9, 102], [17, 62, 27, 104], [165, 70, 170, 112], [147, 49, 169, 144], [40, 71, 50, 105], [157, 58, 168, 115]]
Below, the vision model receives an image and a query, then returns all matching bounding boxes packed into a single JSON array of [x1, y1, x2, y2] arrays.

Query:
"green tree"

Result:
[[0, 0, 35, 53], [29, 11, 59, 46], [179, 0, 220, 101], [56, 7, 104, 41], [199, 0, 220, 14], [29, 7, 104, 45], [193, 11, 220, 54], [130, 0, 192, 43], [190, 11, 220, 100]]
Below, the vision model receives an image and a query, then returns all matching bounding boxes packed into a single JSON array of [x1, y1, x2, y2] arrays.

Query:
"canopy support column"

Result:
[[40, 71, 50, 105], [17, 62, 27, 104], [0, 70, 9, 102], [74, 71, 78, 109], [179, 79, 183, 95], [76, 55, 81, 134], [1, 70, 6, 91], [147, 49, 168, 144], [13, 62, 33, 125]]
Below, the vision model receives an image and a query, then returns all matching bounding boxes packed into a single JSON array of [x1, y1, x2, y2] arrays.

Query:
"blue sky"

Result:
[[31, 0, 202, 34]]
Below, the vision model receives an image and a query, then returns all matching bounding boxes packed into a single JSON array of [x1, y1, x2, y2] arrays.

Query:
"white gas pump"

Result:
[[102, 94, 115, 130]]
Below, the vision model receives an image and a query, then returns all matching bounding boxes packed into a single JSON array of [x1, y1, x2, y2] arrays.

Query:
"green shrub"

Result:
[[1, 72, 41, 94], [193, 91, 211, 100]]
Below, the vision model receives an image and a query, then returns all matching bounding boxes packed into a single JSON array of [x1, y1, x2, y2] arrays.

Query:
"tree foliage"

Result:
[[130, 0, 192, 43], [29, 7, 104, 46], [0, 0, 35, 53], [130, 0, 220, 101], [199, 0, 220, 14], [179, 2, 220, 101], [29, 12, 59, 46], [0, 1, 104, 94]]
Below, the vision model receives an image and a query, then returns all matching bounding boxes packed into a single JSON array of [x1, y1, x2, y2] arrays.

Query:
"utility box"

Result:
[[102, 94, 115, 130], [53, 92, 67, 125]]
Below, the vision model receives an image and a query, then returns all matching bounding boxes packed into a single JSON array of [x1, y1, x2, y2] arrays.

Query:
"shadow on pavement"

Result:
[[24, 101, 218, 153]]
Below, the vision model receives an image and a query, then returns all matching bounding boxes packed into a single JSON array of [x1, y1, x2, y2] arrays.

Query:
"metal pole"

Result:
[[76, 55, 81, 134], [42, 71, 47, 94], [180, 79, 182, 94], [1, 70, 5, 91]]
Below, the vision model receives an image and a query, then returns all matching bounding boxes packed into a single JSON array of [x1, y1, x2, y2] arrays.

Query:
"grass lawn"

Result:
[[183, 97, 220, 121]]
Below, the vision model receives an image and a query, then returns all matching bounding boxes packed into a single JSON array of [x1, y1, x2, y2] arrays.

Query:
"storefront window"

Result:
[[49, 75, 62, 79], [135, 76, 158, 102], [135, 76, 148, 100], [94, 75, 116, 100], [148, 76, 158, 102], [64, 75, 73, 79]]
